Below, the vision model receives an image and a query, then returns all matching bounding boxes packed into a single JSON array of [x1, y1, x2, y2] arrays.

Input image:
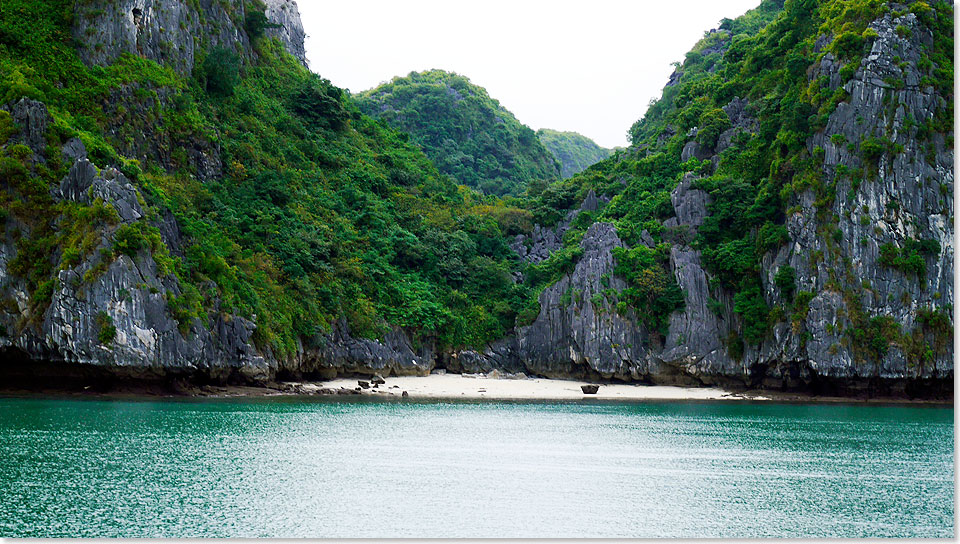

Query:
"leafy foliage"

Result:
[[202, 47, 240, 97], [244, 0, 280, 40], [536, 129, 613, 178], [877, 238, 940, 277], [774, 265, 796, 301], [0, 1, 536, 355], [612, 244, 685, 336], [95, 311, 116, 345], [355, 70, 560, 196]]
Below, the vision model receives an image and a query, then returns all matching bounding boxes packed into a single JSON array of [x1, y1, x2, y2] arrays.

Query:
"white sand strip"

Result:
[[319, 373, 767, 401]]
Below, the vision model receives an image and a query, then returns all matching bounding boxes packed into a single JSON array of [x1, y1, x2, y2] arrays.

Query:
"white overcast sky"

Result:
[[298, 0, 761, 149]]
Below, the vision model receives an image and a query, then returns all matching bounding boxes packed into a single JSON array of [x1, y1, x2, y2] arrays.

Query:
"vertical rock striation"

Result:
[[71, 0, 307, 76], [457, 11, 953, 394], [0, 4, 951, 397]]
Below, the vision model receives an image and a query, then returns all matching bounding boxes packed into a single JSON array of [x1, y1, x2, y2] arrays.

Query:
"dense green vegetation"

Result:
[[0, 0, 952, 367], [536, 129, 614, 179], [354, 70, 560, 196], [877, 238, 940, 277], [0, 0, 536, 355], [622, 0, 952, 353], [612, 244, 684, 335], [514, 0, 952, 355]]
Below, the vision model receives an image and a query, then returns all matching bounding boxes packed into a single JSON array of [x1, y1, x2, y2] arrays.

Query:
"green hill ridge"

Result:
[[536, 129, 614, 178], [354, 70, 561, 196]]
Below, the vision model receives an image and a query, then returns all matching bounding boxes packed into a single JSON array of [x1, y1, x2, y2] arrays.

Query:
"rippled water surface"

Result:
[[0, 397, 952, 537]]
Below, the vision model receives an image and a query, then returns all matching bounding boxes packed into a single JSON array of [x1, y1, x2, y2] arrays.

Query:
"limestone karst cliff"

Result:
[[444, 2, 954, 396], [0, 0, 953, 397]]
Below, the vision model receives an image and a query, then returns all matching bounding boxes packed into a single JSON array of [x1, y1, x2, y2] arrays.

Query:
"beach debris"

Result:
[[401, 391, 409, 397], [358, 380, 370, 389], [581, 384, 600, 394], [390, 385, 399, 389], [371, 374, 386, 385], [430, 368, 447, 375], [486, 369, 503, 379]]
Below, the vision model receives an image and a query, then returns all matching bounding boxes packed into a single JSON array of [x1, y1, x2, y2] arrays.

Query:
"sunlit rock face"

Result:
[[71, 0, 307, 77], [451, 11, 953, 394]]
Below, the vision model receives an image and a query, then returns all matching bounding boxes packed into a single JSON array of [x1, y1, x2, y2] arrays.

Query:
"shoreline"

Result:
[[0, 372, 952, 406]]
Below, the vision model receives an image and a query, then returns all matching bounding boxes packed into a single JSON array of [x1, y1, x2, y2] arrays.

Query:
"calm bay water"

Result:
[[0, 396, 952, 538]]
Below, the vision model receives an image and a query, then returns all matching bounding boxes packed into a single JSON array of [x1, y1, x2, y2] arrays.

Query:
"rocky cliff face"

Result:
[[263, 0, 307, 65], [0, 96, 437, 385], [516, 222, 651, 380], [68, 0, 307, 182], [1, 100, 269, 384], [509, 190, 602, 265], [442, 10, 953, 396], [72, 0, 307, 76], [767, 11, 953, 385], [0, 4, 951, 397]]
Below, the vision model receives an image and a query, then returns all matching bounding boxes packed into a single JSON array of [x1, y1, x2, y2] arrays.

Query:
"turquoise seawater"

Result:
[[0, 397, 953, 537]]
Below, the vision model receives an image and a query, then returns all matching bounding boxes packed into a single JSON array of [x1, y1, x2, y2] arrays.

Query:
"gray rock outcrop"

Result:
[[71, 0, 307, 77], [455, 222, 656, 382], [263, 0, 308, 65], [299, 319, 433, 379], [1, 150, 271, 383], [776, 11, 953, 383], [455, 11, 953, 394], [516, 222, 650, 380], [0, 98, 434, 387], [9, 98, 50, 154], [510, 190, 602, 265]]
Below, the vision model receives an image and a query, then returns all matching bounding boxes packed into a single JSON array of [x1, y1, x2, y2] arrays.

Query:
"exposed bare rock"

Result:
[[263, 0, 307, 66], [670, 173, 711, 230], [1, 156, 270, 384], [60, 161, 144, 223], [9, 98, 50, 156], [71, 0, 307, 77], [300, 318, 433, 379], [510, 190, 603, 265], [516, 222, 650, 380], [681, 140, 712, 162]]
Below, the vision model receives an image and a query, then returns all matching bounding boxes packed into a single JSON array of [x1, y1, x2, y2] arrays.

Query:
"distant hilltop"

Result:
[[536, 129, 614, 178], [355, 69, 561, 196]]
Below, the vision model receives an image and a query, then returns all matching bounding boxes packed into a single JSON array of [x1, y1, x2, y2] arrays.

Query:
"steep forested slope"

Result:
[[452, 0, 953, 396], [536, 129, 614, 178], [0, 0, 535, 380], [354, 70, 561, 196], [0, 0, 952, 396]]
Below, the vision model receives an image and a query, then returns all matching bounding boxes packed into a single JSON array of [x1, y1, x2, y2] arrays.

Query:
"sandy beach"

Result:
[[312, 372, 767, 401], [2, 370, 945, 405]]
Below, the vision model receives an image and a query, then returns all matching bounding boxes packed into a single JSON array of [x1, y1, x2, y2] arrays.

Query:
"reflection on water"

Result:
[[0, 397, 953, 537]]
